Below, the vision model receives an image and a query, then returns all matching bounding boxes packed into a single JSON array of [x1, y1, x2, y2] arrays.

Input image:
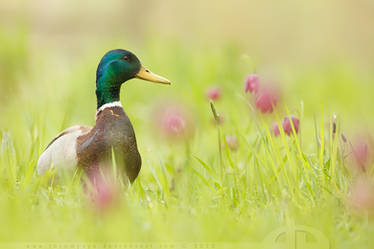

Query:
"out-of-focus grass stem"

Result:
[[210, 101, 223, 182]]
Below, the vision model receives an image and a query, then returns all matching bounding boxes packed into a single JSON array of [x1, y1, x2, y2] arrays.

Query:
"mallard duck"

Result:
[[37, 49, 170, 183]]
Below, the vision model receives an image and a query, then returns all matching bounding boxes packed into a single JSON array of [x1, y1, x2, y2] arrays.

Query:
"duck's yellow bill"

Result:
[[136, 65, 171, 85]]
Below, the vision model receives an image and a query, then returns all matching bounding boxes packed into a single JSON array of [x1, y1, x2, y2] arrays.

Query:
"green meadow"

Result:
[[1, 1, 374, 248]]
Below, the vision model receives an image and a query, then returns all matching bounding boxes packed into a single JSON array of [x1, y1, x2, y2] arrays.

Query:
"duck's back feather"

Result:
[[37, 125, 91, 175]]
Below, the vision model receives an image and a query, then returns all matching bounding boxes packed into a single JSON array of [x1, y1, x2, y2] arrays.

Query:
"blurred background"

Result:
[[2, 0, 374, 61], [1, 0, 374, 245], [1, 0, 373, 135], [1, 0, 374, 158], [1, 0, 374, 148]]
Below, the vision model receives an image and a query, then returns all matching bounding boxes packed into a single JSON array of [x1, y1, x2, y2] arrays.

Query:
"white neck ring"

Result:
[[96, 101, 122, 116]]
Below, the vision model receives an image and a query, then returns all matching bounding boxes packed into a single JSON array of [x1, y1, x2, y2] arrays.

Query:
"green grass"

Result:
[[1, 36, 374, 249]]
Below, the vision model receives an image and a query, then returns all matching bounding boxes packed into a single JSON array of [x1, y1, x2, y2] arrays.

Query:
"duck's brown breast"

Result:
[[76, 106, 141, 182]]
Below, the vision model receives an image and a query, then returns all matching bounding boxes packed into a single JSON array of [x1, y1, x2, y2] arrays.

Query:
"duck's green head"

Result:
[[96, 49, 171, 109]]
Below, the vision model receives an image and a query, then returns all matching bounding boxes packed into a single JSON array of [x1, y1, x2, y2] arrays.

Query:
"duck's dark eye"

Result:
[[122, 55, 130, 61]]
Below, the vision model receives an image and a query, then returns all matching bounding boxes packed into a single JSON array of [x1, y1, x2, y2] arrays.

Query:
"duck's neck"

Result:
[[96, 77, 122, 109]]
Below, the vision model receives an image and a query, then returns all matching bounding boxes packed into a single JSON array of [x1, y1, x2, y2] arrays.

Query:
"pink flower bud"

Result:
[[351, 136, 373, 172], [341, 134, 347, 143], [282, 116, 300, 136], [94, 180, 117, 211], [225, 135, 239, 151], [86, 169, 120, 212], [244, 74, 259, 94], [154, 104, 194, 140], [211, 114, 224, 126], [332, 114, 337, 136], [206, 86, 221, 101], [272, 122, 280, 137], [255, 89, 278, 114], [349, 177, 374, 213]]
